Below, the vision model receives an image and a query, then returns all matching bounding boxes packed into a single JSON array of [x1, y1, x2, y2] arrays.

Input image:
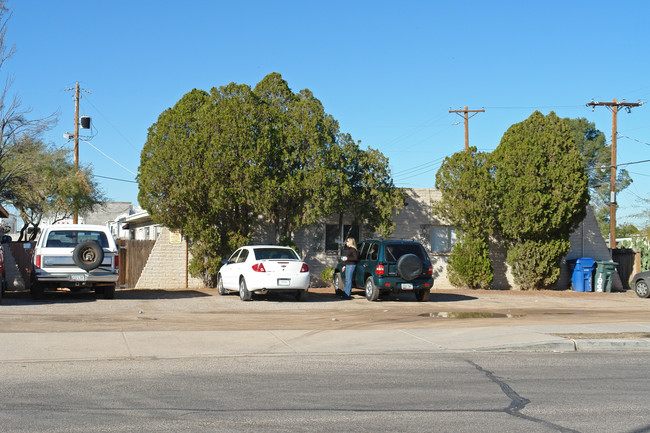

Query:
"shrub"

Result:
[[506, 238, 570, 290], [320, 266, 335, 284], [447, 234, 493, 289]]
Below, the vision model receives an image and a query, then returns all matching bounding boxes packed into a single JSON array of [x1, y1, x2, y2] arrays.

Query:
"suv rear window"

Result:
[[45, 230, 110, 248], [384, 243, 426, 262]]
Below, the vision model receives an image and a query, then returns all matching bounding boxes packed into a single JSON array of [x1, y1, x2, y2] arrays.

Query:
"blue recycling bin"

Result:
[[571, 257, 596, 292]]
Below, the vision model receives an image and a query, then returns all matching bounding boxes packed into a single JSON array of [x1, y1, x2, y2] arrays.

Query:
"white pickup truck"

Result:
[[31, 224, 119, 300]]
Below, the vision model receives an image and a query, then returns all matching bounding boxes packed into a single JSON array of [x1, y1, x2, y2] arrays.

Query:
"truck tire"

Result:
[[415, 288, 430, 302], [333, 273, 344, 296], [30, 282, 45, 300], [73, 241, 104, 271], [102, 283, 116, 299]]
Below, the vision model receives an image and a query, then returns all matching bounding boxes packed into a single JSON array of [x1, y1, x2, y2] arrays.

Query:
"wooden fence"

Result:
[[117, 239, 156, 288], [8, 241, 35, 287], [612, 248, 641, 289]]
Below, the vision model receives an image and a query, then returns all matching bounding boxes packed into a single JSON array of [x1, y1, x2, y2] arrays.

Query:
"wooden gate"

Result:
[[117, 239, 156, 288]]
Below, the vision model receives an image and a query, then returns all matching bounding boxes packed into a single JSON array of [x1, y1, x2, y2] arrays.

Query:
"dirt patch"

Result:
[[0, 286, 648, 333]]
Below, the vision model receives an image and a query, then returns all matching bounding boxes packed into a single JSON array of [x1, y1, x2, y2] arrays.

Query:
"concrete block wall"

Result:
[[135, 227, 204, 289]]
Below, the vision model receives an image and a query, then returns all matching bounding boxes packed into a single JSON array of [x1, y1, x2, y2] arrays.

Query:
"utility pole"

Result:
[[449, 106, 485, 151], [73, 82, 80, 224], [586, 99, 644, 249], [64, 82, 90, 224]]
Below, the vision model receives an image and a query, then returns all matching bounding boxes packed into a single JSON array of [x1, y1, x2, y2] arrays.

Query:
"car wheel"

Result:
[[295, 289, 308, 301], [333, 273, 344, 296], [30, 282, 45, 300], [102, 284, 116, 300], [365, 277, 379, 302], [635, 279, 650, 298], [396, 254, 423, 281], [217, 274, 228, 295], [73, 240, 104, 271], [414, 288, 430, 302], [239, 277, 252, 301]]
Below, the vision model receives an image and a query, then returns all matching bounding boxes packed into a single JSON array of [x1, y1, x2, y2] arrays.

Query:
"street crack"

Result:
[[466, 360, 580, 433]]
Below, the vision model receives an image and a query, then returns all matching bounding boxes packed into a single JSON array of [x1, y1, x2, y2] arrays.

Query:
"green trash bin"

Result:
[[594, 261, 618, 293]]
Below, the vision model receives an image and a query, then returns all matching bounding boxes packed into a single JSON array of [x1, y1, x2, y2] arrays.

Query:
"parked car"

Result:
[[631, 271, 650, 298], [333, 239, 434, 301], [217, 245, 310, 301], [31, 224, 119, 300]]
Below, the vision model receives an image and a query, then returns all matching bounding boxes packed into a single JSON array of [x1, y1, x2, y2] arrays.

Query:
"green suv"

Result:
[[333, 240, 434, 301]]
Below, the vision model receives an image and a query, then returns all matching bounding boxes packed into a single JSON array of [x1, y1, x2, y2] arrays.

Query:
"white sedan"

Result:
[[217, 245, 310, 301]]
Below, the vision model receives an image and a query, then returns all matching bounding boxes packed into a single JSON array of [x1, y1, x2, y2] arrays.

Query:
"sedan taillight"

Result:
[[252, 263, 266, 272], [375, 264, 385, 276], [300, 263, 309, 273]]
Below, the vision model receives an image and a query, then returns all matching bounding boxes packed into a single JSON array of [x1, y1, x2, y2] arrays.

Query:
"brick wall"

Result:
[[135, 228, 204, 289]]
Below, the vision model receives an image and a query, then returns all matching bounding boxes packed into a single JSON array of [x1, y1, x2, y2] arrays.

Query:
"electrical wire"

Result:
[[84, 95, 140, 152], [65, 138, 137, 175], [93, 174, 138, 184]]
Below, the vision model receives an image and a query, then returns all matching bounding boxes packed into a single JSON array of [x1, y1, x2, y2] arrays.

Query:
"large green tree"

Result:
[[564, 117, 632, 236], [492, 111, 589, 290], [139, 73, 403, 284], [433, 147, 495, 289]]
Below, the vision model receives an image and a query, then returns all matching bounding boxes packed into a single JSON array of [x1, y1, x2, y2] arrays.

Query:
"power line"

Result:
[[618, 134, 650, 146], [93, 174, 138, 184]]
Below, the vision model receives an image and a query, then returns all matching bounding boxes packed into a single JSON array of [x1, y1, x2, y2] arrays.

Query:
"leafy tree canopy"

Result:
[[492, 111, 589, 243], [5, 135, 104, 240], [139, 73, 403, 284]]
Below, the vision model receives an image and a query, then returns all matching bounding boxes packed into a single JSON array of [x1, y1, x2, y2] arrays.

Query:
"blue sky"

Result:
[[7, 1, 650, 226]]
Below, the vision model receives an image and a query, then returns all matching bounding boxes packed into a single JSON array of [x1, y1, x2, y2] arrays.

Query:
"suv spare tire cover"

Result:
[[73, 240, 105, 271], [397, 254, 423, 281]]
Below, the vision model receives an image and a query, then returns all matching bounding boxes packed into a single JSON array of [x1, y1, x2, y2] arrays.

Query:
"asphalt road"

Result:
[[2, 353, 649, 433]]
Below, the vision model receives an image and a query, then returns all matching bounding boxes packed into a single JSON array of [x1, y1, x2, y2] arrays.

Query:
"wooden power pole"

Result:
[[73, 82, 80, 224], [586, 99, 644, 249], [449, 106, 485, 151]]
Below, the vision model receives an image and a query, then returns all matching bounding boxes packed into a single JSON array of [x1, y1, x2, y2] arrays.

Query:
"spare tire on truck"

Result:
[[396, 254, 423, 281], [73, 240, 104, 271]]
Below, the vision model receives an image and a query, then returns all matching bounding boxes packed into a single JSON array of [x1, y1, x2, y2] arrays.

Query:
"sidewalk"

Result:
[[2, 323, 650, 362]]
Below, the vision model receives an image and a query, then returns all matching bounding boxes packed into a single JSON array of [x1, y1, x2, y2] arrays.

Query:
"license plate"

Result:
[[401, 283, 413, 289], [277, 278, 290, 286], [70, 274, 87, 282]]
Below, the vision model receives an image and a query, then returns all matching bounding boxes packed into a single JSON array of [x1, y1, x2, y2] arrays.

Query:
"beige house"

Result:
[[131, 188, 620, 291]]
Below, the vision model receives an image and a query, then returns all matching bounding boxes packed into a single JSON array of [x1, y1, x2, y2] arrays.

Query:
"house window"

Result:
[[430, 226, 457, 253], [325, 224, 360, 252]]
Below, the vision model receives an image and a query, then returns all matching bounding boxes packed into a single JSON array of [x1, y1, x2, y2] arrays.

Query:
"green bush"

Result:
[[506, 238, 570, 290], [447, 234, 493, 290], [320, 266, 335, 284]]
